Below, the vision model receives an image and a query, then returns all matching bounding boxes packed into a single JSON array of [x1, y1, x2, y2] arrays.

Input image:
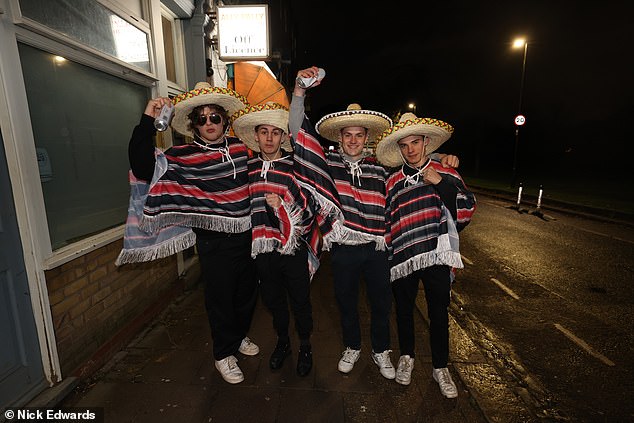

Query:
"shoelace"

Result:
[[342, 348, 358, 362], [226, 356, 238, 370], [194, 136, 237, 179], [437, 368, 452, 385], [399, 358, 412, 373], [375, 350, 394, 367]]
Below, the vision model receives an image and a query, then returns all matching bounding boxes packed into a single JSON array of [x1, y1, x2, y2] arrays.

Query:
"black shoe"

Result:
[[269, 340, 291, 370], [296, 345, 313, 377]]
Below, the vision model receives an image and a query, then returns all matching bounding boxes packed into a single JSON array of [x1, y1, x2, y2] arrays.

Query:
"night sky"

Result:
[[285, 1, 634, 188]]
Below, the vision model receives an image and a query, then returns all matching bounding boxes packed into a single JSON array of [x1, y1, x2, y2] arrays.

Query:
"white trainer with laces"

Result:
[[215, 355, 244, 384], [432, 367, 458, 398], [371, 350, 396, 379], [396, 355, 414, 385], [238, 337, 259, 356], [338, 348, 361, 373]]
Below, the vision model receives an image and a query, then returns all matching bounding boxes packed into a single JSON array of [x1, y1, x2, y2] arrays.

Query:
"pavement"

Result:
[[61, 252, 537, 423]]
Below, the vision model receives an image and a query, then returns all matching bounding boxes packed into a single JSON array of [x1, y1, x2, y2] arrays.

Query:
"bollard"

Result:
[[531, 184, 547, 219], [511, 182, 523, 211]]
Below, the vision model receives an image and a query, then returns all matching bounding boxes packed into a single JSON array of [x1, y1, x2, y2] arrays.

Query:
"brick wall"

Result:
[[45, 239, 183, 378]]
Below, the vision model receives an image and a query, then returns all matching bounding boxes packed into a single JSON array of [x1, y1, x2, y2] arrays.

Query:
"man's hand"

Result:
[[144, 97, 172, 119], [265, 193, 282, 209], [422, 167, 443, 185], [440, 154, 459, 169], [293, 66, 322, 96]]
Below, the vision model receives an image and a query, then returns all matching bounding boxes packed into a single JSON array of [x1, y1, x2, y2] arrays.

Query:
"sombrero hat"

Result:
[[315, 103, 392, 144], [231, 102, 291, 152], [375, 112, 454, 168], [171, 82, 248, 137]]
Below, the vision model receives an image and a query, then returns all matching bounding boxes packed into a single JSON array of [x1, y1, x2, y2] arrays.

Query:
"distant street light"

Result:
[[511, 37, 528, 188], [408, 103, 416, 113]]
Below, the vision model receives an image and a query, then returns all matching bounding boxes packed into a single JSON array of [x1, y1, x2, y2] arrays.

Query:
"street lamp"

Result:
[[408, 102, 416, 114], [511, 37, 528, 188]]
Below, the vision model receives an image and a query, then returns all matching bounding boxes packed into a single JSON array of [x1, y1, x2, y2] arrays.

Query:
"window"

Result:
[[162, 16, 177, 83], [160, 7, 186, 90], [18, 43, 150, 250], [18, 0, 151, 72]]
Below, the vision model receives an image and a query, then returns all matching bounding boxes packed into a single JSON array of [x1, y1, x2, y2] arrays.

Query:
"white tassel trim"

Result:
[[297, 181, 344, 222], [389, 233, 464, 282], [250, 200, 304, 258], [140, 213, 251, 234], [115, 230, 196, 265], [322, 220, 386, 251], [277, 199, 304, 256], [251, 238, 283, 258]]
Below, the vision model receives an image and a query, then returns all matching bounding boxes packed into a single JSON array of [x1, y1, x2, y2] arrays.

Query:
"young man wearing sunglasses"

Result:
[[125, 82, 259, 385]]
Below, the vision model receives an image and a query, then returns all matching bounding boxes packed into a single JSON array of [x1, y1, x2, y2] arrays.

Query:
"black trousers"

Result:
[[330, 243, 392, 352], [197, 230, 258, 361], [392, 265, 451, 369], [256, 245, 313, 342]]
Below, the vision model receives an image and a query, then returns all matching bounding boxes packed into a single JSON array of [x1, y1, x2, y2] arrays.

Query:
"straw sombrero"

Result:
[[231, 102, 291, 152], [375, 113, 454, 168], [171, 82, 248, 137], [315, 103, 392, 144]]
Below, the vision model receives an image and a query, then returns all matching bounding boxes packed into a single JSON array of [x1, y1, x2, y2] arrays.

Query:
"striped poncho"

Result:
[[140, 137, 251, 234], [385, 160, 476, 281], [321, 152, 388, 250], [115, 153, 196, 265], [248, 152, 320, 275], [292, 121, 387, 251]]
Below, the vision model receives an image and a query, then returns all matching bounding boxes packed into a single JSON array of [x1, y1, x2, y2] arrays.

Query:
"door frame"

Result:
[[0, 6, 61, 386]]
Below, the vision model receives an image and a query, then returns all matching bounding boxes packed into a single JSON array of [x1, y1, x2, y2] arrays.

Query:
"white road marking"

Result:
[[554, 323, 616, 367], [461, 255, 473, 265], [490, 278, 520, 300], [576, 227, 634, 245]]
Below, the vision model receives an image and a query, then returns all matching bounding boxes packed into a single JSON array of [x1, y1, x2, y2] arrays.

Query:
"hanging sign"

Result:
[[217, 5, 270, 60]]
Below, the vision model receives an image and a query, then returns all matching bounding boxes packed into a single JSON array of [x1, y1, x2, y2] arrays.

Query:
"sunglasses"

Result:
[[196, 113, 223, 126]]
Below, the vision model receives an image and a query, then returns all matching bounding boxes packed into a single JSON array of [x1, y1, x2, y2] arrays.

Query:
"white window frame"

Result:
[[9, 0, 157, 79], [13, 26, 157, 270], [0, 0, 194, 386], [160, 4, 187, 94]]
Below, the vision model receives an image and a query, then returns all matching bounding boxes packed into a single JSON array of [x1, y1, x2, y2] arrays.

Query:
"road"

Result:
[[452, 194, 634, 422]]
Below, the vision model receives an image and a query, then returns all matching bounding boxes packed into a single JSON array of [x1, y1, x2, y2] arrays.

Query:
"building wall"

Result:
[[45, 239, 182, 377]]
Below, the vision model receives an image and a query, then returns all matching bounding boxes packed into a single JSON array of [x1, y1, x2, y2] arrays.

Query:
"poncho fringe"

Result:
[[390, 233, 464, 282], [115, 230, 196, 265], [322, 220, 386, 251], [250, 200, 303, 258], [140, 213, 251, 234]]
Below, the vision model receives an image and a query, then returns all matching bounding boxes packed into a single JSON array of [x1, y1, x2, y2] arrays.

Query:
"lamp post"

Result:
[[408, 102, 416, 114], [511, 37, 528, 188]]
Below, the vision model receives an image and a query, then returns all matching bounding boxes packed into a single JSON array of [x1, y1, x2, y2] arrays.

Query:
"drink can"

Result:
[[154, 103, 174, 131], [297, 68, 326, 89]]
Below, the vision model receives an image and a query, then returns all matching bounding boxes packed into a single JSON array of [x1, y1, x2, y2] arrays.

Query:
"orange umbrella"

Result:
[[233, 62, 289, 107]]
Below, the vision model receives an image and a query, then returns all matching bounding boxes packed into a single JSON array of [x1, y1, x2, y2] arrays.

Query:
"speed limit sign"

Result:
[[515, 115, 526, 126]]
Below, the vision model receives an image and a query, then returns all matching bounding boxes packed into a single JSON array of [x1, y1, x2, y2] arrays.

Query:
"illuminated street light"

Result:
[[408, 102, 416, 113], [511, 37, 528, 188]]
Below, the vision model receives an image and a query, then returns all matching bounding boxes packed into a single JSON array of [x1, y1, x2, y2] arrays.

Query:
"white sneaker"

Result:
[[338, 348, 361, 373], [215, 355, 244, 384], [238, 337, 259, 356], [371, 350, 396, 380], [396, 355, 414, 385], [432, 367, 458, 398]]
